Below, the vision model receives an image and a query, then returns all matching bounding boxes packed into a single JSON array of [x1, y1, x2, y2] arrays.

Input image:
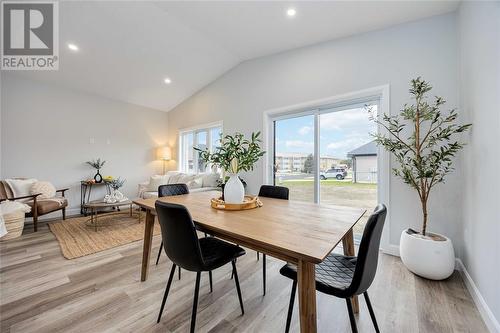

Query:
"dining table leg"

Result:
[[342, 228, 359, 313], [297, 260, 317, 333], [141, 209, 155, 281]]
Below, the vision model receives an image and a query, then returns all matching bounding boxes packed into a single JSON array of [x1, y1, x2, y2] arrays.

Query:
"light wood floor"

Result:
[[0, 223, 488, 333]]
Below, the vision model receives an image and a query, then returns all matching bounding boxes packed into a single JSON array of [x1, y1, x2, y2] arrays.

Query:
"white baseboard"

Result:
[[62, 208, 81, 217], [456, 259, 500, 333], [381, 243, 400, 256]]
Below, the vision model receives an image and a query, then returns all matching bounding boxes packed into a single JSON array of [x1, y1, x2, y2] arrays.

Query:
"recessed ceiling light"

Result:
[[286, 8, 296, 17], [67, 43, 79, 51], [164, 77, 172, 84]]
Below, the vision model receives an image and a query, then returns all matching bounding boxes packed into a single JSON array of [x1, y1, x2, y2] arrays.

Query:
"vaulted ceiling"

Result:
[[8, 1, 459, 112]]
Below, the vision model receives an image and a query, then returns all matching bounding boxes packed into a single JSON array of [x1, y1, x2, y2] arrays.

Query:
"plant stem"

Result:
[[421, 195, 428, 236], [414, 93, 429, 236]]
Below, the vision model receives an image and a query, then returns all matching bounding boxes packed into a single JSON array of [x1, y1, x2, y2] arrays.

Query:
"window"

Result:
[[179, 122, 223, 174], [271, 100, 379, 237]]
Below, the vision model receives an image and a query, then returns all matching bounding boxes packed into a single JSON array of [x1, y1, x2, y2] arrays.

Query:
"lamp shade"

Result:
[[157, 146, 171, 160]]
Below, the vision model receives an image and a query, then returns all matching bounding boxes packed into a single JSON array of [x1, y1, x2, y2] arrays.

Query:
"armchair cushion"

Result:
[[30, 181, 56, 199], [26, 197, 67, 216]]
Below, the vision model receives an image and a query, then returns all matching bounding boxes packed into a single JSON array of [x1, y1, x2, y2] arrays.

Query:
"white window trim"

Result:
[[178, 121, 223, 174], [178, 121, 223, 134], [262, 85, 392, 253]]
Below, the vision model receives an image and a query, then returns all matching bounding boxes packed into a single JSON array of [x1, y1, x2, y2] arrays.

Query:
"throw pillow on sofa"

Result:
[[147, 175, 170, 191], [166, 172, 181, 184], [186, 176, 203, 189], [30, 181, 56, 199], [178, 174, 196, 184], [201, 173, 220, 188]]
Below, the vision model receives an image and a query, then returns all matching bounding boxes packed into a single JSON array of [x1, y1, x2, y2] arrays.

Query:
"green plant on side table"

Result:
[[368, 77, 471, 280], [195, 132, 265, 204]]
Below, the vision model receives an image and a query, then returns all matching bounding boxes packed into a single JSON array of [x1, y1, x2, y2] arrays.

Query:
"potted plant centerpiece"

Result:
[[196, 132, 265, 204], [368, 77, 471, 280]]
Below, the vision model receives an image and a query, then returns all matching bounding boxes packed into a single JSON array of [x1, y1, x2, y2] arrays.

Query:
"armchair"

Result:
[[0, 180, 68, 232]]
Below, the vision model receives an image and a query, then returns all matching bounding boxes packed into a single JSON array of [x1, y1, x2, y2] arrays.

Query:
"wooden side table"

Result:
[[80, 181, 111, 216]]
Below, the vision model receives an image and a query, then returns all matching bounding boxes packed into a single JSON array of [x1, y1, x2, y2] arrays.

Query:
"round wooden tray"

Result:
[[211, 195, 263, 211]]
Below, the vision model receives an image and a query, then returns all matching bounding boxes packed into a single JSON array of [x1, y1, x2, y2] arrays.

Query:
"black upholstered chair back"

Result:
[[155, 201, 205, 271], [258, 185, 289, 200], [158, 183, 189, 197], [349, 204, 387, 295]]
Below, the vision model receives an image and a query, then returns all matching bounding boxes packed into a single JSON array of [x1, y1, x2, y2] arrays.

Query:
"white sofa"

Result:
[[138, 171, 220, 199]]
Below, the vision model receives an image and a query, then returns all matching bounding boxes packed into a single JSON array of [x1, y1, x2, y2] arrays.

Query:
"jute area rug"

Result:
[[48, 213, 160, 259]]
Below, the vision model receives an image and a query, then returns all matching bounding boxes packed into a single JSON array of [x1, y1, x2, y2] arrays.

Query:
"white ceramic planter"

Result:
[[224, 174, 245, 204], [400, 229, 455, 280]]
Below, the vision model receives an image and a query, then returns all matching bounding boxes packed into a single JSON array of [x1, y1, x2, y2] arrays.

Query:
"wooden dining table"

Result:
[[133, 190, 365, 333]]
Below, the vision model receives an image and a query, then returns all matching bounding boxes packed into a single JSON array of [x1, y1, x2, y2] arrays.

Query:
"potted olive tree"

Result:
[[368, 77, 471, 280], [195, 132, 265, 204]]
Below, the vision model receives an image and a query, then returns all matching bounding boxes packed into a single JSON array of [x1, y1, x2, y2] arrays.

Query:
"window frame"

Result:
[[263, 85, 392, 253], [178, 121, 223, 174]]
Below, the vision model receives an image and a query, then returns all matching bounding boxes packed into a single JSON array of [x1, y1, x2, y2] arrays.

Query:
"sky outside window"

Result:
[[275, 107, 377, 160]]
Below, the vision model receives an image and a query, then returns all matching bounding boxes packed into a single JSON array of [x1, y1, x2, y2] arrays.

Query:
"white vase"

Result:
[[399, 229, 455, 280], [224, 174, 245, 204]]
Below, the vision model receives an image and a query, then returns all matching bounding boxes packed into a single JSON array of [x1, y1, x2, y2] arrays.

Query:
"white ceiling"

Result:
[[8, 1, 460, 112]]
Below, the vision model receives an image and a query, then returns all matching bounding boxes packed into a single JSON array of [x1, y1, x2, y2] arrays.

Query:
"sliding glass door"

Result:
[[319, 106, 378, 235], [274, 114, 316, 202], [272, 100, 379, 236]]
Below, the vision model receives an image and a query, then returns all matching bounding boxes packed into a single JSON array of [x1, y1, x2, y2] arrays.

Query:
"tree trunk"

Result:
[[421, 197, 428, 236]]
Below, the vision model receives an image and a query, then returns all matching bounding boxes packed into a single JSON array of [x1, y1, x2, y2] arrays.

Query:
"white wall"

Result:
[[167, 14, 463, 252], [459, 1, 500, 329], [1, 74, 169, 215]]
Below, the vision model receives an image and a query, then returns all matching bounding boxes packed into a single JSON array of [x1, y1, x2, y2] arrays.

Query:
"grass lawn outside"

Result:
[[277, 178, 377, 235]]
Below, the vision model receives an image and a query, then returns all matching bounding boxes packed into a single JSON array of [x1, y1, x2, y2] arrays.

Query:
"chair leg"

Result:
[[257, 251, 260, 260], [231, 260, 245, 315], [190, 272, 201, 333], [157, 263, 177, 323], [263, 254, 266, 296], [363, 292, 380, 333], [178, 266, 182, 280], [231, 258, 237, 279], [285, 281, 297, 333], [156, 242, 163, 266], [62, 207, 66, 220], [346, 298, 358, 333], [209, 270, 213, 293], [33, 208, 38, 232]]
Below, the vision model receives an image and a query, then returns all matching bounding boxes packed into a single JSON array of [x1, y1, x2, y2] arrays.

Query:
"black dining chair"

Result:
[[257, 185, 289, 296], [280, 204, 387, 333], [155, 183, 190, 280], [155, 201, 246, 332]]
